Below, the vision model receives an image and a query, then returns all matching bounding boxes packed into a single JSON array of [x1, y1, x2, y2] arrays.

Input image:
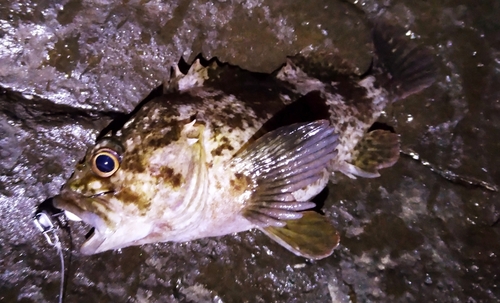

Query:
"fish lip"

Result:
[[52, 189, 114, 255], [79, 227, 106, 255]]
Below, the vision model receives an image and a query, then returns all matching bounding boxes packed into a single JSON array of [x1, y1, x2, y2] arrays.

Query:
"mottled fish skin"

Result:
[[275, 61, 387, 173], [52, 22, 435, 257], [54, 79, 340, 255]]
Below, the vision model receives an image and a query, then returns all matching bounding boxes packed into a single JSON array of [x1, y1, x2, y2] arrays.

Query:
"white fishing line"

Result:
[[53, 235, 65, 303], [34, 212, 65, 303]]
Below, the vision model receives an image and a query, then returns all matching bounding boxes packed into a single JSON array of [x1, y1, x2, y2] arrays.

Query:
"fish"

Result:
[[52, 22, 436, 260]]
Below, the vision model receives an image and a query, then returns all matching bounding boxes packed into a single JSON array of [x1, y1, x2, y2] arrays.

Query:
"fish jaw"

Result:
[[52, 189, 154, 255], [80, 219, 154, 255], [52, 191, 108, 254]]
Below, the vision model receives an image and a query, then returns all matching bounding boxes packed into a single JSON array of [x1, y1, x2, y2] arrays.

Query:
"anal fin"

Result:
[[346, 129, 400, 178], [261, 211, 339, 260]]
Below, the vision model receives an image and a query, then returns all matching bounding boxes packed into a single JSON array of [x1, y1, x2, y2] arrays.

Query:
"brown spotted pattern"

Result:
[[55, 52, 394, 255]]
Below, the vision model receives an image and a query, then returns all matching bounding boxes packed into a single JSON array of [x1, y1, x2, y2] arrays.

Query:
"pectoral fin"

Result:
[[231, 120, 339, 227], [261, 211, 339, 259]]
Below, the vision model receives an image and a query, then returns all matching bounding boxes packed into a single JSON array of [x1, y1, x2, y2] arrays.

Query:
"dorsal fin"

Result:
[[285, 52, 359, 83], [164, 56, 219, 93]]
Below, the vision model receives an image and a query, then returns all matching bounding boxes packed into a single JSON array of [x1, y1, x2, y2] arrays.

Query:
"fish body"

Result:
[[53, 23, 435, 259]]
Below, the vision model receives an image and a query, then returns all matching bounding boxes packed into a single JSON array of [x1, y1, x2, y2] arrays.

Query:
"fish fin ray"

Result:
[[373, 22, 437, 101], [231, 120, 339, 226], [165, 57, 219, 93], [261, 211, 339, 259], [338, 162, 380, 179], [349, 129, 399, 177]]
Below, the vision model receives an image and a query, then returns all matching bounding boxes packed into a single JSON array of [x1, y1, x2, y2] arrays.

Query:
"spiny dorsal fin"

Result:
[[164, 58, 218, 93], [261, 211, 340, 260], [230, 120, 339, 227]]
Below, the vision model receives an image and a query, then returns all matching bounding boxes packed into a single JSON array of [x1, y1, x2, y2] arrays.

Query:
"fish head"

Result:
[[54, 99, 206, 255], [55, 136, 139, 255]]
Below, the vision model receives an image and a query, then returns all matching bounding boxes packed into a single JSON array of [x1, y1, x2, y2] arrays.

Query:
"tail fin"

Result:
[[372, 22, 437, 101]]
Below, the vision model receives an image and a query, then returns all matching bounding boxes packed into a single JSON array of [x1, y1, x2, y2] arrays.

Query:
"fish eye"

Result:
[[91, 149, 121, 178]]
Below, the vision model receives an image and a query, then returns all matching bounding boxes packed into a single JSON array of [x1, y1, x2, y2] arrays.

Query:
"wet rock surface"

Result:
[[1, 0, 499, 302]]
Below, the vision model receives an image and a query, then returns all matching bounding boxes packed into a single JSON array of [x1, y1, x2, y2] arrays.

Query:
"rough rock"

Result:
[[1, 0, 499, 302]]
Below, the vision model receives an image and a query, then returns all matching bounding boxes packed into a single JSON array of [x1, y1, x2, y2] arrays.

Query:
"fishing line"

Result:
[[34, 210, 65, 303], [55, 235, 65, 303]]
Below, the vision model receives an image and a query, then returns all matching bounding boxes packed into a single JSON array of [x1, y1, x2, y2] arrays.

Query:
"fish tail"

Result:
[[372, 22, 437, 101]]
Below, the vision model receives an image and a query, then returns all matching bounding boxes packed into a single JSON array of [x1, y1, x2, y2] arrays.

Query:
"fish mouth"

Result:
[[52, 189, 116, 255]]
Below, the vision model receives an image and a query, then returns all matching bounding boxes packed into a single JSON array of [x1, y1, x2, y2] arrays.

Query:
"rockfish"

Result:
[[52, 23, 435, 259]]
